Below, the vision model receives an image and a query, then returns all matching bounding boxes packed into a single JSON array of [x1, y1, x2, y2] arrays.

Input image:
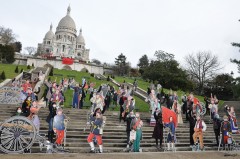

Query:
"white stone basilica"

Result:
[[37, 5, 90, 62]]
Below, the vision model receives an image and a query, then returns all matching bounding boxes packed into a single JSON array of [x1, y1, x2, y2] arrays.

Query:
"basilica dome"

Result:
[[56, 5, 77, 34], [77, 29, 85, 44], [44, 24, 54, 39]]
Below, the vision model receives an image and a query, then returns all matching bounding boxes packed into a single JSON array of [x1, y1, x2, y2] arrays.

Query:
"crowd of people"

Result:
[[7, 74, 239, 153]]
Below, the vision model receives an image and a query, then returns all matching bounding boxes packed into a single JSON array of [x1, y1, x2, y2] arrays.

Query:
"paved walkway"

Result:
[[0, 152, 239, 159]]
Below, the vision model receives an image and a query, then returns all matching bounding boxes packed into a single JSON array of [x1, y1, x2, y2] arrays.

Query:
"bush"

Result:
[[90, 73, 94, 77], [112, 75, 115, 79], [49, 67, 53, 76], [20, 68, 23, 73], [103, 72, 105, 75], [32, 63, 34, 67], [86, 69, 88, 73], [27, 65, 31, 69], [48, 77, 51, 81], [107, 76, 110, 81], [15, 66, 19, 73], [1, 71, 6, 80]]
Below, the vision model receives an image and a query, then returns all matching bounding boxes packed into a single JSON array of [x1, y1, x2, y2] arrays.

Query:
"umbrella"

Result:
[[161, 106, 178, 128]]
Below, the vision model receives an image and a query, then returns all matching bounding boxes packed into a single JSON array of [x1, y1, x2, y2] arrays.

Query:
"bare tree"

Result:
[[0, 26, 16, 45], [24, 47, 36, 55], [185, 51, 222, 94]]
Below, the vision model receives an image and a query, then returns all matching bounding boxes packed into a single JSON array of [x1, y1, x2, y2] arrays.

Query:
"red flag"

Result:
[[62, 57, 74, 65], [161, 106, 178, 128]]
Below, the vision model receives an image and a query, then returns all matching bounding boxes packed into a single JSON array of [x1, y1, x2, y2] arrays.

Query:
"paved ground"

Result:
[[0, 152, 239, 159]]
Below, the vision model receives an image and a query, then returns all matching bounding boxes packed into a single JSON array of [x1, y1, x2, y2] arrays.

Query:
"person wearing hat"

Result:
[[193, 115, 207, 151], [220, 115, 232, 149]]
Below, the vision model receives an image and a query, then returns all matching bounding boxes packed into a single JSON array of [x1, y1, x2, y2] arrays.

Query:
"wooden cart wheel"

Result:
[[0, 116, 37, 153]]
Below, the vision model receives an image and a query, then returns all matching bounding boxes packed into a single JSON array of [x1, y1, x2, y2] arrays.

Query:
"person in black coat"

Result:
[[213, 114, 222, 146], [47, 102, 57, 143], [189, 112, 197, 147], [152, 109, 164, 150], [119, 92, 126, 122], [125, 112, 135, 148]]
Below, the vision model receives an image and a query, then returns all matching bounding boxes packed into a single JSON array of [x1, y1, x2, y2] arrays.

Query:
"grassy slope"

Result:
[[113, 76, 224, 107], [48, 69, 150, 112], [0, 63, 31, 82]]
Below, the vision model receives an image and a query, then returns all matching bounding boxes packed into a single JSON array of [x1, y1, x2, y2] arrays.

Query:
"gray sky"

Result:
[[1, 0, 240, 77]]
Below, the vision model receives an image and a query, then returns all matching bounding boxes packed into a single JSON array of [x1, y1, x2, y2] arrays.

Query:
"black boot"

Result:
[[50, 130, 55, 143], [48, 131, 51, 141]]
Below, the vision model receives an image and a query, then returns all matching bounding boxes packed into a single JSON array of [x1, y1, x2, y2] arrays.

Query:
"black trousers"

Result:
[[127, 131, 130, 144], [190, 127, 194, 145], [119, 105, 124, 122]]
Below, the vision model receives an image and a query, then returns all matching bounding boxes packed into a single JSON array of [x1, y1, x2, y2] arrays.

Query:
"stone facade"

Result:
[[37, 6, 90, 62]]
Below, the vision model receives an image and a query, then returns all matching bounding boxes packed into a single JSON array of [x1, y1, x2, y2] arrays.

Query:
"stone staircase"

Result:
[[0, 105, 239, 153]]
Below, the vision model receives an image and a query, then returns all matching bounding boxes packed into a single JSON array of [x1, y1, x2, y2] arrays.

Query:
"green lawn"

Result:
[[0, 63, 31, 82]]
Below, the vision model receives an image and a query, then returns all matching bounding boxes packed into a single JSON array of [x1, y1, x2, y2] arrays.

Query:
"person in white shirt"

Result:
[[193, 115, 207, 151]]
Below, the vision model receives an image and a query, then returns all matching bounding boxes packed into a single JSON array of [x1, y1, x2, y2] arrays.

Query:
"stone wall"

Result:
[[26, 57, 104, 74]]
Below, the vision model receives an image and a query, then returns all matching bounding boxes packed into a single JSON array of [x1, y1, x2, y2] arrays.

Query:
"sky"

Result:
[[0, 0, 240, 77]]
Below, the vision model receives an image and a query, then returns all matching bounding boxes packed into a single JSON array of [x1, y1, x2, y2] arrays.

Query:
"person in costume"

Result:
[[152, 109, 164, 150], [221, 115, 232, 148], [53, 108, 66, 146], [21, 79, 31, 93], [22, 96, 32, 117], [51, 89, 64, 108], [213, 114, 222, 146], [47, 102, 57, 143], [165, 116, 176, 151], [228, 106, 239, 134], [44, 79, 57, 106], [146, 89, 160, 126], [87, 111, 104, 153], [122, 96, 135, 121], [193, 115, 207, 151], [209, 98, 218, 120], [71, 83, 82, 109], [119, 92, 127, 122], [125, 111, 135, 149], [131, 112, 143, 152], [189, 112, 197, 147]]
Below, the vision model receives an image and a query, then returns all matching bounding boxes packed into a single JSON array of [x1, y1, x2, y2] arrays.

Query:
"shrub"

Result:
[[90, 73, 94, 77], [107, 76, 110, 81], [86, 69, 88, 73], [1, 71, 6, 80], [15, 66, 19, 73], [49, 67, 53, 76], [27, 65, 31, 69], [32, 63, 34, 67], [20, 68, 23, 73]]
